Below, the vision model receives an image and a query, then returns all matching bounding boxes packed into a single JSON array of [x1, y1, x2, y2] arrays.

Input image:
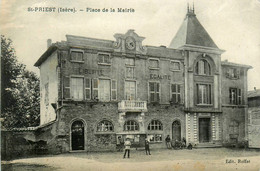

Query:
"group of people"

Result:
[[117, 135, 192, 159], [165, 135, 193, 149], [117, 136, 151, 158]]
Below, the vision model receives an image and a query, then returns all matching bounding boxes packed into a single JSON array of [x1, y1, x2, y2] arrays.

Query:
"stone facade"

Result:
[[248, 89, 260, 148], [33, 8, 252, 153]]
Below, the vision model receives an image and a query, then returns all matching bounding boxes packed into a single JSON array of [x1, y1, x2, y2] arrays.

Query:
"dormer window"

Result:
[[226, 68, 240, 79], [195, 59, 211, 75], [149, 58, 159, 70], [70, 50, 84, 62], [98, 53, 111, 65], [170, 60, 181, 71]]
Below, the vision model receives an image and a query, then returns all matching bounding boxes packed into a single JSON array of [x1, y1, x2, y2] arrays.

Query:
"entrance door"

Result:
[[172, 120, 181, 141], [199, 118, 210, 143], [71, 121, 84, 150]]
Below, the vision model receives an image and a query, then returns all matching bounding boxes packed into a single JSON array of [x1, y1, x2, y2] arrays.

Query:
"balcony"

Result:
[[118, 100, 147, 112]]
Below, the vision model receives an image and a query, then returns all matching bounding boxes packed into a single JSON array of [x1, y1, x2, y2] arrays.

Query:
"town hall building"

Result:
[[33, 7, 251, 152]]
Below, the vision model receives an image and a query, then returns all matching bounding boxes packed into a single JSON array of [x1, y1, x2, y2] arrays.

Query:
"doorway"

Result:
[[199, 118, 211, 143], [172, 120, 181, 141], [71, 120, 84, 150]]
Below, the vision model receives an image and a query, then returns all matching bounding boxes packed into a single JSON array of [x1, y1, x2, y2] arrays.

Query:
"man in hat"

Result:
[[123, 137, 131, 158], [145, 137, 151, 155]]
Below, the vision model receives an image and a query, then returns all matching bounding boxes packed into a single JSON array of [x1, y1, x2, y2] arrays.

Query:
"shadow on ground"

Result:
[[1, 163, 58, 171]]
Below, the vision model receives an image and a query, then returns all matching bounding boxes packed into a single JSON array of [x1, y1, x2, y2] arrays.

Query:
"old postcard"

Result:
[[1, 0, 260, 170]]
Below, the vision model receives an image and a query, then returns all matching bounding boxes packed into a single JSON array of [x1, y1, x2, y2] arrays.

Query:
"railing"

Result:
[[118, 100, 147, 112]]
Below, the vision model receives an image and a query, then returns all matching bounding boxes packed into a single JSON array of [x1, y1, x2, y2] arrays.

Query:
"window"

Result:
[[71, 51, 83, 61], [149, 59, 159, 69], [229, 121, 239, 135], [98, 53, 111, 65], [124, 120, 139, 131], [171, 84, 181, 103], [125, 58, 135, 66], [63, 77, 117, 101], [149, 82, 160, 102], [97, 120, 114, 132], [71, 77, 84, 100], [92, 79, 117, 101], [196, 84, 212, 105], [125, 58, 135, 79], [126, 67, 134, 79], [170, 61, 181, 71], [195, 59, 211, 75], [125, 81, 136, 100], [111, 80, 117, 100], [148, 134, 162, 142], [226, 68, 240, 79], [148, 120, 163, 130], [98, 79, 111, 101], [229, 88, 242, 105]]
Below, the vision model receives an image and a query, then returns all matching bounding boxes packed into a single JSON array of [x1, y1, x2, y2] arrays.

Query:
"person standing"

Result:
[[165, 135, 171, 149], [145, 138, 151, 155], [123, 138, 131, 158]]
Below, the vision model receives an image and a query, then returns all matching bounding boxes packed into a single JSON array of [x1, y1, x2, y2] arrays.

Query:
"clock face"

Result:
[[125, 37, 136, 50]]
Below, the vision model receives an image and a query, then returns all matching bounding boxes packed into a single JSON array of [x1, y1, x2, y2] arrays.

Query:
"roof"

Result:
[[248, 89, 260, 98], [34, 45, 58, 67], [221, 60, 252, 69], [169, 9, 218, 49]]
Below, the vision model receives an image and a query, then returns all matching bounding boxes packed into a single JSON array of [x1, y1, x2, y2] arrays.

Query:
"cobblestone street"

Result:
[[2, 148, 260, 171]]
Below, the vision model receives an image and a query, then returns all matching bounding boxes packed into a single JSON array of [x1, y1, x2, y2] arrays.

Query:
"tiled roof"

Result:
[[169, 11, 218, 49], [221, 60, 252, 69], [248, 89, 260, 98]]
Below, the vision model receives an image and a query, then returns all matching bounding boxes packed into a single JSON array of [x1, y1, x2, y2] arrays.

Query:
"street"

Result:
[[2, 148, 260, 171]]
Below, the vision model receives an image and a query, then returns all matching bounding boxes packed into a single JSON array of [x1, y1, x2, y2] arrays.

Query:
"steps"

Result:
[[195, 143, 222, 148]]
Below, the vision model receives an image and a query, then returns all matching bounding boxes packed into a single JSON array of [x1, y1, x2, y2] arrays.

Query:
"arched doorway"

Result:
[[71, 120, 84, 150], [172, 120, 181, 141]]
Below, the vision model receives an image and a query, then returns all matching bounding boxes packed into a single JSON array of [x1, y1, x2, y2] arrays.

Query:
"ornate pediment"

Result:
[[113, 29, 147, 54]]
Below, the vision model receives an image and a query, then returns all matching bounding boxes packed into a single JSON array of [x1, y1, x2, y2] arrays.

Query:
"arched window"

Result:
[[124, 120, 139, 131], [148, 120, 163, 130], [195, 59, 211, 75], [97, 120, 114, 132]]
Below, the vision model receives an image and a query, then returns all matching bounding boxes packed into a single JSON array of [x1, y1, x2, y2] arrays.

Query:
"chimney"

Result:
[[47, 39, 52, 49]]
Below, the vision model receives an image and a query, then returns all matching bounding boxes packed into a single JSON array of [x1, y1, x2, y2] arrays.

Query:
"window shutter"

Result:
[[92, 78, 99, 100], [226, 68, 231, 78], [85, 78, 91, 100], [156, 83, 160, 101], [63, 76, 70, 99], [111, 80, 117, 100], [229, 88, 232, 104], [238, 89, 242, 105]]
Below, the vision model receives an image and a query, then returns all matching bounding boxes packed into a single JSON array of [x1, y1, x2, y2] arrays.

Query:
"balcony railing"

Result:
[[118, 100, 147, 112]]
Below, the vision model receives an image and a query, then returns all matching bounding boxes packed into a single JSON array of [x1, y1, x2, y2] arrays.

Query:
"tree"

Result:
[[1, 35, 40, 129]]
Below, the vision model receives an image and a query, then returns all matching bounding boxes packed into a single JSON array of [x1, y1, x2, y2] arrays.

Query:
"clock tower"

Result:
[[113, 29, 147, 54]]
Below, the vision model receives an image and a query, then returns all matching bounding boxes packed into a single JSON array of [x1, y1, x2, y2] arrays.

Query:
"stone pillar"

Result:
[[212, 114, 216, 141], [186, 113, 191, 143], [215, 114, 219, 140], [193, 113, 198, 142]]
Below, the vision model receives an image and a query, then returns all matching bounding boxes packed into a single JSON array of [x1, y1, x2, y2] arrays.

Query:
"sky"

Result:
[[1, 0, 260, 90]]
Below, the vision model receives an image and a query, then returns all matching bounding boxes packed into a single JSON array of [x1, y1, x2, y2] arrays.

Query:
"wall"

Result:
[[39, 51, 58, 125], [222, 107, 246, 144], [52, 102, 186, 152], [1, 131, 36, 160], [248, 107, 260, 148]]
